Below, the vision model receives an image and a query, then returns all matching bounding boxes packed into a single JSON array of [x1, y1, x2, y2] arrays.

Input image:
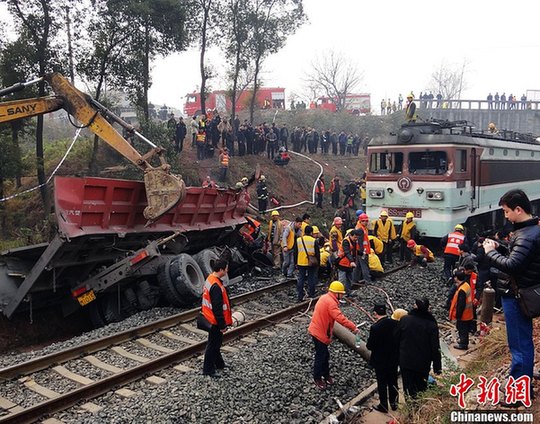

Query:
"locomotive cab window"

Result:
[[455, 149, 467, 173], [409, 151, 447, 175], [369, 152, 403, 174]]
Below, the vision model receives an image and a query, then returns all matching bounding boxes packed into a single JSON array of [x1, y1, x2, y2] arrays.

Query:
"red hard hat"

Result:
[[407, 239, 416, 248], [359, 213, 369, 220]]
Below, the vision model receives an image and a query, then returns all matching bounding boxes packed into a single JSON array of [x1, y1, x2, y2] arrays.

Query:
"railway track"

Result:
[[0, 265, 408, 423]]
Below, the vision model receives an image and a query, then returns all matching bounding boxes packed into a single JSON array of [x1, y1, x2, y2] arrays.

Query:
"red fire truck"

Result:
[[310, 93, 371, 115], [184, 87, 285, 117]]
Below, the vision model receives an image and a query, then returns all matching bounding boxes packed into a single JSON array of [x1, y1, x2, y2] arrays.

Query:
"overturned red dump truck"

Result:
[[0, 176, 251, 325]]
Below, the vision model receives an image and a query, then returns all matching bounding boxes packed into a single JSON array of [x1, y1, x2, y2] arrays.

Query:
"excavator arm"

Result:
[[0, 73, 186, 223]]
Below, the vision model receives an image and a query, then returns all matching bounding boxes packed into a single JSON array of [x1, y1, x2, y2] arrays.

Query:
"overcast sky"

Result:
[[151, 0, 540, 114]]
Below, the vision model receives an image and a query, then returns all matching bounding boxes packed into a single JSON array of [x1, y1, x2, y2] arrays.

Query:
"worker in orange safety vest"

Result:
[[449, 270, 474, 351], [201, 259, 232, 377], [440, 224, 467, 281]]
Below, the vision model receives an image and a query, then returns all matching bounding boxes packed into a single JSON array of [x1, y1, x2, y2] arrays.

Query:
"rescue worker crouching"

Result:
[[201, 259, 232, 377], [406, 240, 434, 268], [308, 281, 359, 390]]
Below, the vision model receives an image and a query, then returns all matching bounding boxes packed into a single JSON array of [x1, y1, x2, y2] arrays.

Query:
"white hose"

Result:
[[248, 150, 324, 213], [0, 127, 82, 202]]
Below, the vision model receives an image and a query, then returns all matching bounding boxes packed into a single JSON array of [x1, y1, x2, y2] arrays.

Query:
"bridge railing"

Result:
[[414, 99, 540, 111]]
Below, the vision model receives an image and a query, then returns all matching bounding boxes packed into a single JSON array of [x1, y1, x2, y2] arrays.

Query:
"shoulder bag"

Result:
[[511, 278, 540, 319], [301, 237, 319, 267]]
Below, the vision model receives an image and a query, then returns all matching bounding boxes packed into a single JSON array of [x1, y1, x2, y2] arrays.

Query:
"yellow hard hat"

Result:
[[312, 225, 320, 234], [405, 212, 414, 219], [328, 281, 346, 294], [391, 308, 408, 321], [380, 210, 389, 217], [488, 122, 496, 129], [454, 224, 464, 231], [407, 93, 414, 98], [271, 210, 280, 217]]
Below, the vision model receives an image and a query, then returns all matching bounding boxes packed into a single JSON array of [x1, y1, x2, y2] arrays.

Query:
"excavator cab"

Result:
[[0, 73, 185, 223]]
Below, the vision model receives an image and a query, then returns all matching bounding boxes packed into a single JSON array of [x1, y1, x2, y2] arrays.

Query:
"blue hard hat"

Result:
[[356, 209, 364, 217]]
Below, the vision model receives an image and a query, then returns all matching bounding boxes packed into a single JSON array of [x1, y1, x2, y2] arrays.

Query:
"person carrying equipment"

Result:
[[308, 281, 359, 390]]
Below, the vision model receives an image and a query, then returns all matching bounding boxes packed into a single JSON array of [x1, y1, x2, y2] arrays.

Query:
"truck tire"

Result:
[[194, 249, 219, 278], [123, 287, 139, 310], [103, 294, 123, 323], [169, 254, 204, 302], [157, 257, 188, 307], [193, 250, 229, 286]]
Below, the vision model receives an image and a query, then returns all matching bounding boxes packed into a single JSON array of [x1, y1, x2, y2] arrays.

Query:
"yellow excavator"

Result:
[[0, 72, 186, 223]]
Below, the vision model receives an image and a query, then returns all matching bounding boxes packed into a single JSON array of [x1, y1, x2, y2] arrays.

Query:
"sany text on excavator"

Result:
[[0, 72, 186, 223]]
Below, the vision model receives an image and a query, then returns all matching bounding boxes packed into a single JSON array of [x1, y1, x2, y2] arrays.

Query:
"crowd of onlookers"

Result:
[[486, 92, 532, 110]]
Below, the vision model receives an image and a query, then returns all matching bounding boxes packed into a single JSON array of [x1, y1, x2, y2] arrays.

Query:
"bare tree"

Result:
[[428, 60, 468, 100], [305, 50, 363, 112]]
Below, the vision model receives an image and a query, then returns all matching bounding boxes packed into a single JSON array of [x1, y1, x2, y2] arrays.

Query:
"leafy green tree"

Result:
[[2, 0, 69, 207], [105, 0, 190, 121]]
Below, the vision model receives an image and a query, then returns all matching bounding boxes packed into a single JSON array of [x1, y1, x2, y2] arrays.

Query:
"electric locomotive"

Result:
[[366, 120, 540, 239]]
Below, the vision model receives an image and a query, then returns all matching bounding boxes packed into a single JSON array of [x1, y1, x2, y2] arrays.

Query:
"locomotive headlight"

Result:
[[369, 189, 385, 199], [426, 191, 444, 200]]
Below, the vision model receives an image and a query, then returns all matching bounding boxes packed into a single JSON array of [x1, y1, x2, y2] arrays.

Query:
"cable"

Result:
[[248, 150, 324, 213], [0, 127, 82, 202]]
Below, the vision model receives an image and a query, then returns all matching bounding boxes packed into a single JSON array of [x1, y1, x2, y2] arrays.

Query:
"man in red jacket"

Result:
[[308, 281, 359, 390]]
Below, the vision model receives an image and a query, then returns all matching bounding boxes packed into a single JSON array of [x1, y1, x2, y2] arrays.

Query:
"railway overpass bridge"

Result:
[[413, 99, 540, 136]]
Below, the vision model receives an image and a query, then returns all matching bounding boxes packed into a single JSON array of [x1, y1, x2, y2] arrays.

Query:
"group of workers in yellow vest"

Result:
[[262, 207, 436, 302]]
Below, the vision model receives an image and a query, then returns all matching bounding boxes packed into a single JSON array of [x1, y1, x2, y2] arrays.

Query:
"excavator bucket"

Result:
[[143, 169, 186, 223]]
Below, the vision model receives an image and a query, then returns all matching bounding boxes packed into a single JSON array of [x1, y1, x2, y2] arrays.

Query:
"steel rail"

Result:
[[0, 298, 316, 424], [0, 279, 295, 380]]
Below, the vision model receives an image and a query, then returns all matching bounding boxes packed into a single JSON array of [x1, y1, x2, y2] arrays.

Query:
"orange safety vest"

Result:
[[196, 132, 206, 143], [316, 180, 325, 193], [354, 224, 371, 254], [469, 271, 478, 305], [201, 274, 233, 326], [337, 236, 359, 268], [449, 282, 474, 321], [220, 152, 229, 167], [444, 232, 465, 256]]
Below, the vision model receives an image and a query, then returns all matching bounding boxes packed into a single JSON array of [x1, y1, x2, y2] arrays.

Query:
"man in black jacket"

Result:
[[396, 297, 442, 398], [367, 304, 399, 413], [483, 189, 540, 394]]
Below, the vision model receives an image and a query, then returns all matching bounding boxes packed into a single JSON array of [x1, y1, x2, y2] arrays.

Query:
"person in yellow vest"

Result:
[[218, 147, 230, 181], [329, 217, 344, 255], [449, 270, 474, 350], [368, 234, 384, 255], [399, 212, 418, 262], [296, 225, 320, 301], [359, 181, 367, 210], [405, 93, 417, 123], [440, 224, 468, 281], [406, 240, 434, 268], [281, 217, 302, 278], [373, 210, 397, 265], [300, 213, 311, 236], [201, 259, 232, 377], [368, 251, 384, 278], [318, 240, 332, 283], [268, 210, 283, 269]]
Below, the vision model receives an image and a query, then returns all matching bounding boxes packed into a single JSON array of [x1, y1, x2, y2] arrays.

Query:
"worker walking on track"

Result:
[[308, 281, 359, 390], [268, 210, 283, 269], [201, 259, 232, 378], [296, 225, 320, 301], [441, 224, 467, 282]]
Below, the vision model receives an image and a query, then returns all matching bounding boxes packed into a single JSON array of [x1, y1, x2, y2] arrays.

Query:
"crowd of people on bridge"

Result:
[[486, 92, 532, 110]]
